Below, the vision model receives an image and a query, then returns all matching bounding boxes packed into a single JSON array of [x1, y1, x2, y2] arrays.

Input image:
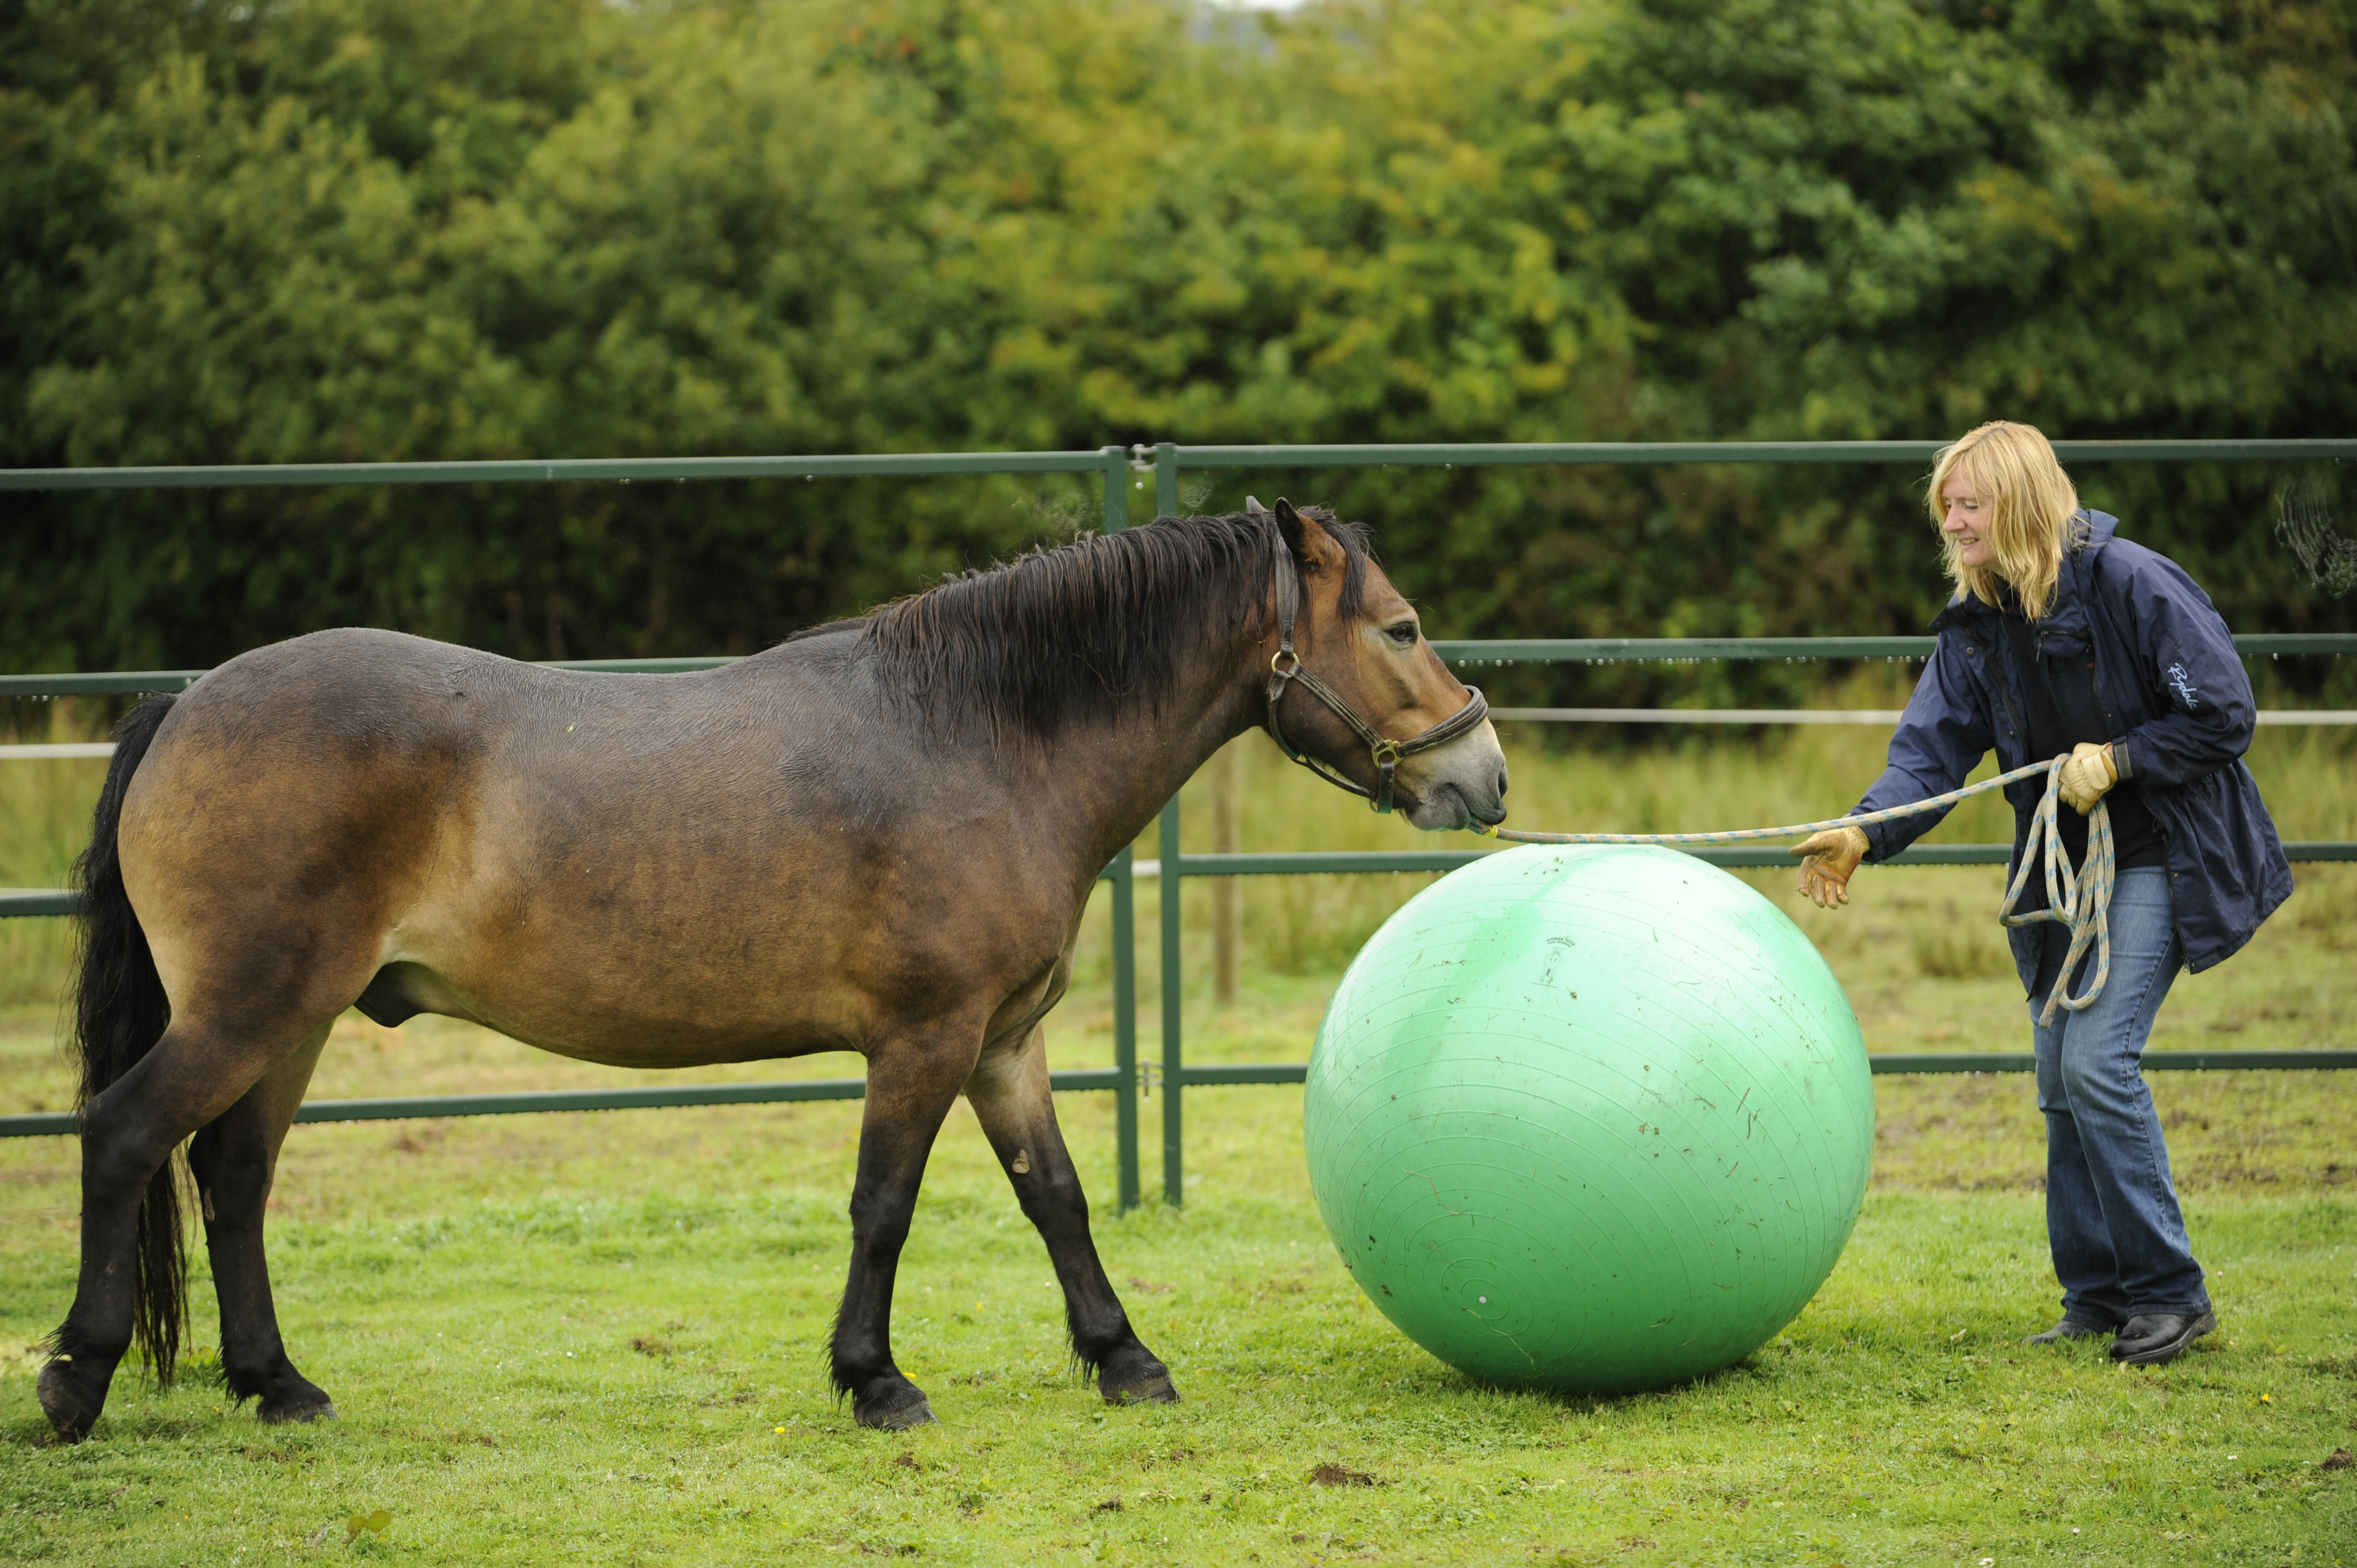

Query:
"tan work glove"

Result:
[[2058, 741, 2118, 815], [1791, 823, 1869, 909]]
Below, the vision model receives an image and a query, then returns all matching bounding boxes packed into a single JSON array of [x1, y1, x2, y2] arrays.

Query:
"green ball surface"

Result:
[[1304, 844, 1872, 1394]]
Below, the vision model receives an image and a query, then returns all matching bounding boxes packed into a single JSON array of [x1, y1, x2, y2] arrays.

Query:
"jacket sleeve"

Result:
[[2109, 553, 2256, 788], [1849, 633, 1996, 863]]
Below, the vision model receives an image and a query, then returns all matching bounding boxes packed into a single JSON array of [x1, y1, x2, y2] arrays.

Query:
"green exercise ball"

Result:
[[1304, 844, 1872, 1394]]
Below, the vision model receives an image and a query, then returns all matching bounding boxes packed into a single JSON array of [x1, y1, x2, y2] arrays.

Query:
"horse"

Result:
[[39, 497, 1507, 1440]]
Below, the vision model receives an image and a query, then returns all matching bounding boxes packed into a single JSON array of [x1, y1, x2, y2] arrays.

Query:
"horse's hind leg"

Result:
[[964, 1025, 1177, 1407], [42, 1015, 337, 1440], [186, 1023, 334, 1423]]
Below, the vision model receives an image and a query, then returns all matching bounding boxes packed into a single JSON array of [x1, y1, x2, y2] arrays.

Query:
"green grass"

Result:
[[1, 1100, 2352, 1565], [1, 702, 2353, 1564]]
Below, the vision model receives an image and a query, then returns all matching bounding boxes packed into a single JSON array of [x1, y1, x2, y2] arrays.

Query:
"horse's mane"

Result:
[[804, 509, 1372, 744]]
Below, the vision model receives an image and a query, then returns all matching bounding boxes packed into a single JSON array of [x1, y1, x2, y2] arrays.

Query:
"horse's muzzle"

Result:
[[1399, 726, 1509, 832]]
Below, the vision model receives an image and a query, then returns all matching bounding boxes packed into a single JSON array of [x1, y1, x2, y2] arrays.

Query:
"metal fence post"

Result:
[[1159, 795, 1183, 1206], [1102, 445, 1130, 531], [1152, 443, 1186, 1208], [1152, 442, 1177, 520], [1101, 448, 1141, 1211], [1110, 848, 1139, 1212]]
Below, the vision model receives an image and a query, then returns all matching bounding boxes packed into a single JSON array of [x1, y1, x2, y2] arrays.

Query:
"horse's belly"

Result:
[[358, 945, 867, 1069], [376, 794, 1078, 1066]]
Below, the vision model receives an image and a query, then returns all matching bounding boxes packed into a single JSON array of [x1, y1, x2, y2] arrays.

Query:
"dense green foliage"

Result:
[[4, 0, 2354, 692]]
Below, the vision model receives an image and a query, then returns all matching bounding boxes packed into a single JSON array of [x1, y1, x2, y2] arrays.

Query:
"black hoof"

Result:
[[246, 1363, 337, 1425], [854, 1382, 938, 1431], [258, 1392, 337, 1426], [1100, 1348, 1180, 1406], [1104, 1370, 1179, 1406], [37, 1360, 105, 1443]]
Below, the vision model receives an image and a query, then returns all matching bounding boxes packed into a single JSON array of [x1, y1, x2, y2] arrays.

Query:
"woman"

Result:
[[1792, 420, 2291, 1367]]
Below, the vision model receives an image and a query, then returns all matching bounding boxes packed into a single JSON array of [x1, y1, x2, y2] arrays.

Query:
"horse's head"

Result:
[[1255, 498, 1509, 832]]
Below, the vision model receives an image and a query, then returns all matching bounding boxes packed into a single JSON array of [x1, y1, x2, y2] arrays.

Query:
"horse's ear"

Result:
[[1273, 497, 1345, 577], [1244, 496, 1269, 515], [1273, 497, 1309, 560]]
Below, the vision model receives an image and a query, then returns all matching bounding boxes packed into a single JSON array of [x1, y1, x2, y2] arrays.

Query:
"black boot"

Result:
[[2023, 1311, 2115, 1347], [2111, 1309, 2217, 1366]]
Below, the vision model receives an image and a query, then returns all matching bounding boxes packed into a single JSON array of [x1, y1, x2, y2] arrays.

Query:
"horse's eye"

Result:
[[1387, 622, 1418, 646]]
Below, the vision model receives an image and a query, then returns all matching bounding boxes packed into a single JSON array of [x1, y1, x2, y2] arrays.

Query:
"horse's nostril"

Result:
[[1497, 769, 1509, 799]]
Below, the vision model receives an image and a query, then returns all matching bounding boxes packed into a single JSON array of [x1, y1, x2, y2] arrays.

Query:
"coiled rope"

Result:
[[1470, 754, 2113, 1024]]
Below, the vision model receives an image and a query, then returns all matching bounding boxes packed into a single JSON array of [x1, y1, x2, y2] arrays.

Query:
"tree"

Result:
[[4, 0, 2350, 693]]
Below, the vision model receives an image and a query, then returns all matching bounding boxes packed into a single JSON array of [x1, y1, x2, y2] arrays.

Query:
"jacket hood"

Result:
[[1927, 510, 2120, 636]]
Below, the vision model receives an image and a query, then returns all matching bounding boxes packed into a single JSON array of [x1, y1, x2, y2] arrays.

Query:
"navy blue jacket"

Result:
[[1853, 512, 2292, 993]]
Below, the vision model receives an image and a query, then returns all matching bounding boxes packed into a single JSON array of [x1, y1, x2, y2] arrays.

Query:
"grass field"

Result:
[[1, 694, 2353, 1565]]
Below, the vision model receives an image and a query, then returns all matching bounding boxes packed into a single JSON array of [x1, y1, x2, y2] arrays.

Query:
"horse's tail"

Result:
[[64, 693, 188, 1385]]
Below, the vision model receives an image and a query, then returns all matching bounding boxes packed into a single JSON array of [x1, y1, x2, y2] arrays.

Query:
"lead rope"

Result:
[[1470, 755, 2113, 1024]]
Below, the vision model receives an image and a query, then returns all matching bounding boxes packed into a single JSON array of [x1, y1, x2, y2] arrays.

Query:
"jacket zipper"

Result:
[[2077, 548, 2180, 881], [2072, 552, 2126, 744]]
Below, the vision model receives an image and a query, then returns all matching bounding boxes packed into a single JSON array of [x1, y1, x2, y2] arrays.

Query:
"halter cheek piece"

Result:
[[1261, 524, 1489, 815]]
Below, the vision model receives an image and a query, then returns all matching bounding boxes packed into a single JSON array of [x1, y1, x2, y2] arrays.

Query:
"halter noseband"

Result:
[[1260, 522, 1489, 814]]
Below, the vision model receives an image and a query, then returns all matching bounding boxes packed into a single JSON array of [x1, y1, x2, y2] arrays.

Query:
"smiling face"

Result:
[[1939, 466, 1994, 571], [1925, 422, 2081, 618]]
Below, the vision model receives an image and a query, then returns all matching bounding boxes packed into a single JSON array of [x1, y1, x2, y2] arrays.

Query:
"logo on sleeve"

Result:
[[2165, 662, 2203, 711]]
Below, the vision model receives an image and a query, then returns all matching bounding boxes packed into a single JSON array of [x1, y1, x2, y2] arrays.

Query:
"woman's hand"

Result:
[[2058, 742, 2117, 814], [1792, 824, 1869, 909]]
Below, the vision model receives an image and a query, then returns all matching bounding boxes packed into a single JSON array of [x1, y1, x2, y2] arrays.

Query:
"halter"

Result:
[[1262, 529, 1490, 814]]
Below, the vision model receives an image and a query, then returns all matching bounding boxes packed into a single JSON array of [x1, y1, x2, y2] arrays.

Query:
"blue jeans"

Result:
[[2029, 866, 2210, 1322]]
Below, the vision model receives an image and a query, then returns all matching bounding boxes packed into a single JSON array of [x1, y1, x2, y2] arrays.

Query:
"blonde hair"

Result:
[[1927, 421, 2082, 620]]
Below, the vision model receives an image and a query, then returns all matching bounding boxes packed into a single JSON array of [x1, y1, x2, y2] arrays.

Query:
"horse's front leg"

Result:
[[832, 1022, 978, 1430], [964, 1025, 1178, 1407]]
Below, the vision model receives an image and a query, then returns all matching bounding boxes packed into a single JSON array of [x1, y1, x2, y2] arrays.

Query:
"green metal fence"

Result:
[[6, 441, 2354, 1207]]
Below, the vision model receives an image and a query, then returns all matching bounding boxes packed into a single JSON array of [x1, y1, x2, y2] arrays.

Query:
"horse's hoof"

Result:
[[251, 1365, 337, 1425], [37, 1360, 101, 1443], [258, 1394, 337, 1426], [1102, 1369, 1180, 1406], [855, 1389, 938, 1431]]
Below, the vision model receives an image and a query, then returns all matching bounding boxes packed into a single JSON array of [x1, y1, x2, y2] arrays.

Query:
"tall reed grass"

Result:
[[0, 702, 110, 1011]]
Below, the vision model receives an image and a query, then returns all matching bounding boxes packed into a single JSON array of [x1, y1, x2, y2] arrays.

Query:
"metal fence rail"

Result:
[[1484, 706, 2357, 726], [6, 1048, 2351, 1143], [5, 440, 2352, 1208], [8, 439, 2356, 494], [14, 634, 2352, 700]]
